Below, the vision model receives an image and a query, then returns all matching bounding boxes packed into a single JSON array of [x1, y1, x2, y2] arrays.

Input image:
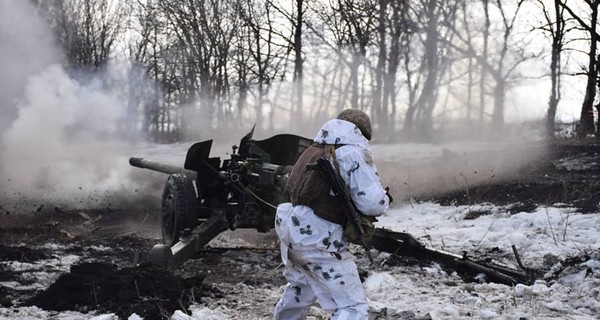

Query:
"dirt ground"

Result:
[[0, 139, 598, 319]]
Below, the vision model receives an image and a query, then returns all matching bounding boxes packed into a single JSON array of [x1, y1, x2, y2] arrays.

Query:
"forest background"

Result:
[[2, 0, 600, 145]]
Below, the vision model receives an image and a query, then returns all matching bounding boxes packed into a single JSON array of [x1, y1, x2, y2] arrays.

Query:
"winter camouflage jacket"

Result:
[[275, 118, 389, 254]]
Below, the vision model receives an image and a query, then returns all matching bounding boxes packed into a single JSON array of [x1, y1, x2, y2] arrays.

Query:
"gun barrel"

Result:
[[129, 157, 197, 180]]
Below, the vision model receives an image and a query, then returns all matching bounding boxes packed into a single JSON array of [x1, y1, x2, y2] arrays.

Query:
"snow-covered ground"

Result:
[[366, 203, 600, 319], [1, 140, 599, 320], [2, 201, 599, 319]]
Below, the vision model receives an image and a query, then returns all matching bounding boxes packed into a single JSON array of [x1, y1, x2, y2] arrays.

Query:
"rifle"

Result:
[[307, 157, 375, 263]]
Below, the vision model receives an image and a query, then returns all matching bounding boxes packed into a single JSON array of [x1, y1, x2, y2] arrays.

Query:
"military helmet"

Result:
[[337, 109, 372, 140]]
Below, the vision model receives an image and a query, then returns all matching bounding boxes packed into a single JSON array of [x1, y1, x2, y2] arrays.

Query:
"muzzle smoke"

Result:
[[0, 1, 158, 213]]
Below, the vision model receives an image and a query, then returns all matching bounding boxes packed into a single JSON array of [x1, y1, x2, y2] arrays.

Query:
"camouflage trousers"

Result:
[[273, 248, 369, 320], [274, 203, 368, 320]]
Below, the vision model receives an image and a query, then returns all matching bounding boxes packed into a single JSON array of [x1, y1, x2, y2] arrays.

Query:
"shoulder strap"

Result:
[[324, 144, 341, 175]]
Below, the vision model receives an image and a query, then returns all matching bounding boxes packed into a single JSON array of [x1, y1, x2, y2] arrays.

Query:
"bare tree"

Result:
[[33, 0, 125, 72], [444, 0, 528, 134], [372, 0, 411, 137], [372, 0, 388, 134], [402, 0, 459, 140], [312, 0, 377, 112], [489, 0, 525, 130], [265, 0, 307, 130], [382, 0, 411, 137], [559, 0, 599, 138], [292, 0, 305, 128], [537, 0, 567, 137], [157, 0, 243, 137], [460, 2, 476, 122], [237, 0, 287, 130], [480, 0, 491, 123], [123, 0, 164, 140]]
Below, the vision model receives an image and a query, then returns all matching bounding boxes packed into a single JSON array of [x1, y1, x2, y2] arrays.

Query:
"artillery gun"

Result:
[[129, 127, 311, 267], [130, 128, 535, 286]]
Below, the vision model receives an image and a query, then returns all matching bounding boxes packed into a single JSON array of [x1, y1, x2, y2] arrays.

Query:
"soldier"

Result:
[[274, 109, 392, 320]]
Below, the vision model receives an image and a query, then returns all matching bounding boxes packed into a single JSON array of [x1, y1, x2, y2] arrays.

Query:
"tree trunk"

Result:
[[480, 0, 490, 123], [579, 3, 598, 137], [293, 0, 304, 130], [350, 58, 360, 109], [492, 79, 505, 129], [545, 1, 562, 138], [373, 0, 388, 136], [415, 0, 439, 140]]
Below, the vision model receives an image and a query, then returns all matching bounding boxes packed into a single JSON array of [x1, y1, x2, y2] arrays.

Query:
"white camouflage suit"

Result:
[[274, 118, 390, 320]]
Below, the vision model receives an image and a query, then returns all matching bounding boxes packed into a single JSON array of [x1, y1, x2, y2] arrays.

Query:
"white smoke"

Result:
[[0, 1, 157, 212], [0, 0, 62, 133], [2, 65, 128, 193], [0, 61, 159, 212]]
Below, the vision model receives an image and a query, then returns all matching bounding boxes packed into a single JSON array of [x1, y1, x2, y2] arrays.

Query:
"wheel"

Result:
[[161, 174, 198, 246]]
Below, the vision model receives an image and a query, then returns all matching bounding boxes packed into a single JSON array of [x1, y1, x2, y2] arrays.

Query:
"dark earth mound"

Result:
[[0, 208, 282, 318], [26, 261, 209, 320], [0, 244, 51, 262]]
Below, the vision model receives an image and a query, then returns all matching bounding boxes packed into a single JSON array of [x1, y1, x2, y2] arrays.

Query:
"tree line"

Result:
[[30, 0, 600, 142]]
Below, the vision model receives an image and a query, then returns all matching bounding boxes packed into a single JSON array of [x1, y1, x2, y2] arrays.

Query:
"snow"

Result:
[[170, 306, 233, 320], [359, 203, 600, 319], [3, 201, 598, 319], [1, 252, 80, 291], [0, 306, 112, 320], [2, 141, 599, 319], [554, 155, 600, 171], [377, 203, 598, 268]]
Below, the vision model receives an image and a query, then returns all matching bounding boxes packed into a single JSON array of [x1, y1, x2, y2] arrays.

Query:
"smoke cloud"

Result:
[[0, 0, 61, 133], [2, 65, 128, 195], [0, 1, 158, 213]]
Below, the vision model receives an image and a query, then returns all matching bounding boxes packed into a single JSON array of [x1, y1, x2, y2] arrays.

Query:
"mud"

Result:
[[27, 261, 208, 320], [0, 140, 598, 319], [0, 206, 284, 319]]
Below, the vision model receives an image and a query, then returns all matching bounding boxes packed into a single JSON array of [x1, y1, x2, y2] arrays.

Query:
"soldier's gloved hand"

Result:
[[385, 187, 393, 204]]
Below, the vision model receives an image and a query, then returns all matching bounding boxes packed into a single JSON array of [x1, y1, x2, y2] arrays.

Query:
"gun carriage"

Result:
[[130, 128, 534, 286]]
